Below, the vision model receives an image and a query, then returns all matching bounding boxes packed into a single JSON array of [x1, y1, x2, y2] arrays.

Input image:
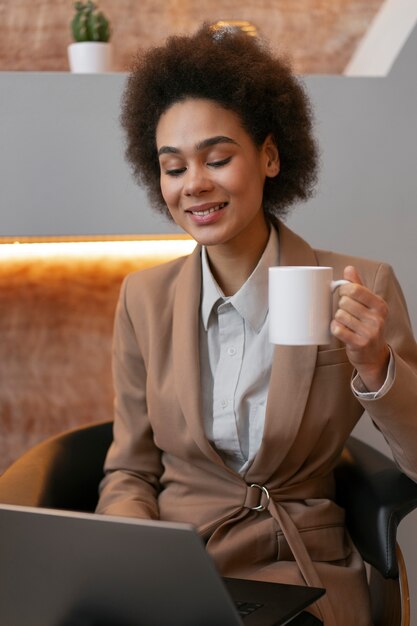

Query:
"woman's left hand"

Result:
[[331, 265, 390, 392]]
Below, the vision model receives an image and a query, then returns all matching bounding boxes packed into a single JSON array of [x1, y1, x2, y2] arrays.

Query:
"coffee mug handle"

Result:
[[331, 279, 350, 292]]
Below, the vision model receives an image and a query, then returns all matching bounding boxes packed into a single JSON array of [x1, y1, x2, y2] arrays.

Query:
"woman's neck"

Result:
[[205, 222, 270, 296]]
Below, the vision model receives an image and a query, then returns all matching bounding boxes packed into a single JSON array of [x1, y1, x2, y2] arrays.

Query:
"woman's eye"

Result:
[[165, 167, 186, 177], [207, 157, 232, 168]]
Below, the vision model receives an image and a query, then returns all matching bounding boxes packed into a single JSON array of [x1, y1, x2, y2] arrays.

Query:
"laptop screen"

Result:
[[0, 504, 323, 626]]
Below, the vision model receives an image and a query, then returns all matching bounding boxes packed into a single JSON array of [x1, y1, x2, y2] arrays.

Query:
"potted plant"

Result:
[[68, 1, 113, 73]]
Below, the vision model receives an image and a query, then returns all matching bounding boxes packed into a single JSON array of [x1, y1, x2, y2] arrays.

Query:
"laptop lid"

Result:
[[0, 504, 324, 626]]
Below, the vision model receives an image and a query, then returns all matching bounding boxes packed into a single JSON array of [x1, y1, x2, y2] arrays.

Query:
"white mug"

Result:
[[268, 266, 349, 345]]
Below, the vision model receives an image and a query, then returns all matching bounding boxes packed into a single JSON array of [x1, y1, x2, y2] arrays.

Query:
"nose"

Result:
[[183, 165, 214, 197]]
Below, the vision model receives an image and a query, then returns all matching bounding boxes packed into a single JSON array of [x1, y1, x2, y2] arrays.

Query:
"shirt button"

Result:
[[221, 399, 229, 409], [227, 346, 237, 356]]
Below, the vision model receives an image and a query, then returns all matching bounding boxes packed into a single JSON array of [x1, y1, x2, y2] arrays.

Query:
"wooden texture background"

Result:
[[1, 0, 382, 73], [0, 247, 189, 472]]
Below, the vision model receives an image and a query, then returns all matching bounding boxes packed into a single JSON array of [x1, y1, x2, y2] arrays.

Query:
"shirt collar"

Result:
[[201, 247, 224, 330], [200, 226, 279, 332]]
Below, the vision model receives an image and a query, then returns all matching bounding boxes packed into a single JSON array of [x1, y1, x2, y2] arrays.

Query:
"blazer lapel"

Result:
[[172, 245, 223, 464], [249, 221, 319, 478], [172, 222, 323, 475]]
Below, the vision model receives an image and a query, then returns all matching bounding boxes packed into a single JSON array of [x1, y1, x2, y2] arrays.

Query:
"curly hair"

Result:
[[121, 23, 319, 220]]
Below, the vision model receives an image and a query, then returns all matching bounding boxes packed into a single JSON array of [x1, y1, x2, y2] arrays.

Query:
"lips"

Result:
[[187, 202, 228, 216]]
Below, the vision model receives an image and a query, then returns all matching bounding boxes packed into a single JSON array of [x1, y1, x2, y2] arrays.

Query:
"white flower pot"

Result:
[[68, 42, 113, 73]]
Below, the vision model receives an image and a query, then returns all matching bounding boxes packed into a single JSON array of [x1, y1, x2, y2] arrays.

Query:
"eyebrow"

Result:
[[157, 135, 238, 157]]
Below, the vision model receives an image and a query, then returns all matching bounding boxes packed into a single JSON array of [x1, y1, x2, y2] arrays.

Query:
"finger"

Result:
[[334, 306, 384, 339], [331, 314, 383, 350], [338, 276, 388, 315], [338, 291, 388, 319], [331, 319, 369, 348], [343, 265, 363, 286]]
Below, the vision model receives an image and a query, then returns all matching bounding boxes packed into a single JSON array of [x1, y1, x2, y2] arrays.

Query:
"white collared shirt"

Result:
[[199, 229, 277, 473], [199, 228, 394, 475]]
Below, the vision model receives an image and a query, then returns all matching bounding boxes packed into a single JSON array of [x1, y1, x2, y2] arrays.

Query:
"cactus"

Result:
[[71, 1, 111, 43]]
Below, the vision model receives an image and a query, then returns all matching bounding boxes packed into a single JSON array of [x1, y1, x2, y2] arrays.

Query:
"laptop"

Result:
[[0, 504, 324, 626]]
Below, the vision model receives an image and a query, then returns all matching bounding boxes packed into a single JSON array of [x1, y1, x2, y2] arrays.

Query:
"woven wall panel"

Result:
[[1, 0, 382, 74], [0, 249, 184, 472]]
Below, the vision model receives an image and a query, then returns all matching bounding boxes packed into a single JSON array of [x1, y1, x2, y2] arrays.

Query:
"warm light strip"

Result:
[[0, 239, 197, 260]]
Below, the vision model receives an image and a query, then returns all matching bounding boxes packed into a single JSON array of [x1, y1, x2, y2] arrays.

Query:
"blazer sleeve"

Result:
[[357, 262, 417, 482], [96, 275, 163, 519]]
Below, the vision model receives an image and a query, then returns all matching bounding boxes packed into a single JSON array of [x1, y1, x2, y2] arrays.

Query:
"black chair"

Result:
[[0, 420, 416, 626]]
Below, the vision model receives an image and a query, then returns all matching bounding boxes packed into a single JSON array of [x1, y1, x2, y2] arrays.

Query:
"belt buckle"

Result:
[[249, 483, 270, 512]]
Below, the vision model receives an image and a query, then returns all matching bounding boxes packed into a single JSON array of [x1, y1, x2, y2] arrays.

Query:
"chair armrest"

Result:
[[335, 436, 417, 578], [0, 421, 113, 512]]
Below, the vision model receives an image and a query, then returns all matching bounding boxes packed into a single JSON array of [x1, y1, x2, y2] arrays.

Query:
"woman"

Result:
[[96, 24, 417, 624]]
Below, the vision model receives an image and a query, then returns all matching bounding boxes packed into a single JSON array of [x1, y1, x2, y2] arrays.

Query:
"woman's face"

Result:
[[156, 98, 279, 253]]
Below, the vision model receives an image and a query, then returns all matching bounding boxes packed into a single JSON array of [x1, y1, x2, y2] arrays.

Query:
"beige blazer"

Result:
[[97, 221, 417, 625]]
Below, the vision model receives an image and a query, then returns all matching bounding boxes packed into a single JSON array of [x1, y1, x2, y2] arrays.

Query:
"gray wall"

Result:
[[1, 24, 417, 619], [0, 73, 180, 237]]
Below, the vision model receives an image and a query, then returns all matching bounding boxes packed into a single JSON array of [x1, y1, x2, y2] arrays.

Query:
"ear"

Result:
[[263, 134, 280, 178]]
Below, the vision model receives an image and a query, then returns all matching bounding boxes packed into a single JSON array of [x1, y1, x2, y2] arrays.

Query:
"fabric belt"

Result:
[[244, 481, 337, 625]]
